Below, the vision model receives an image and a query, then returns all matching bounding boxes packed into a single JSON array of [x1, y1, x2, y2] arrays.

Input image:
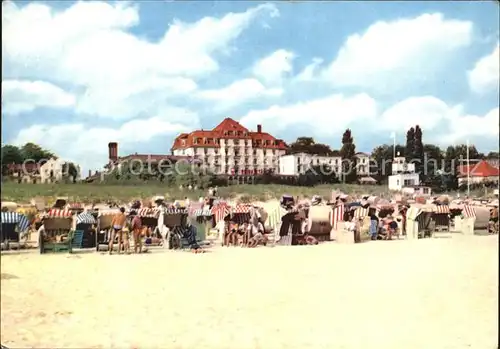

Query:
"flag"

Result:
[[390, 131, 396, 140]]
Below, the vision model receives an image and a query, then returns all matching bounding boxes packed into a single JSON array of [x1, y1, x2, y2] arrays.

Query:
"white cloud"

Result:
[[75, 77, 198, 119], [12, 108, 199, 172], [295, 58, 324, 82], [240, 93, 498, 148], [321, 13, 473, 88], [468, 45, 500, 94], [377, 96, 462, 132], [2, 1, 279, 118], [252, 49, 295, 85], [239, 93, 378, 136], [2, 79, 76, 115], [197, 78, 283, 111], [445, 107, 499, 144], [378, 96, 498, 145]]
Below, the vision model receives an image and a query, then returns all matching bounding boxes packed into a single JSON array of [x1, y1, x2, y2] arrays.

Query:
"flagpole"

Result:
[[466, 139, 470, 197], [392, 132, 396, 159]]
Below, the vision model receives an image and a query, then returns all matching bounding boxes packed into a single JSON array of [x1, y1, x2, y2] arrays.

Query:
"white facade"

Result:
[[173, 138, 286, 175], [278, 153, 342, 176], [388, 173, 420, 191], [388, 155, 419, 191], [40, 158, 80, 183], [355, 153, 372, 176], [392, 156, 415, 174]]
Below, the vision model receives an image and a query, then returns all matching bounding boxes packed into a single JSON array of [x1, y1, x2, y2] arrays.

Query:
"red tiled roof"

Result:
[[458, 160, 499, 177], [171, 117, 288, 150], [6, 163, 40, 173], [213, 118, 249, 133]]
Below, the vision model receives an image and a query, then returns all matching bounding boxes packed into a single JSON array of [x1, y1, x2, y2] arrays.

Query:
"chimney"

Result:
[[257, 124, 262, 133], [108, 142, 118, 162], [88, 170, 91, 178]]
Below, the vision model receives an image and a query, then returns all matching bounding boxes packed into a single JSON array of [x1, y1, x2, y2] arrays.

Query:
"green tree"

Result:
[[289, 137, 334, 156], [20, 142, 55, 163], [405, 127, 415, 161], [423, 144, 443, 177], [63, 162, 79, 183], [175, 163, 196, 188], [1, 145, 23, 175], [486, 151, 499, 159], [339, 129, 357, 183], [1, 145, 23, 164], [370, 144, 406, 180], [413, 125, 424, 178], [446, 144, 482, 160]]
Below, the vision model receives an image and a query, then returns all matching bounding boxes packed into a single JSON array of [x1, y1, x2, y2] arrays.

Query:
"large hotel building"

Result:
[[171, 118, 287, 175]]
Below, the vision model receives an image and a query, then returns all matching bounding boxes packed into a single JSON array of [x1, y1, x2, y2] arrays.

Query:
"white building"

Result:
[[278, 153, 342, 176], [171, 118, 288, 175], [40, 158, 80, 183], [355, 152, 371, 176], [388, 155, 419, 191]]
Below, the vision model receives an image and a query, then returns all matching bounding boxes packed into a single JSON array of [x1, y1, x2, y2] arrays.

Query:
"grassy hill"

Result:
[[1, 182, 392, 203]]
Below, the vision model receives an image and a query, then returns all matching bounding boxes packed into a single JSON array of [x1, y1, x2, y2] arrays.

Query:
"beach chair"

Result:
[[71, 230, 84, 249]]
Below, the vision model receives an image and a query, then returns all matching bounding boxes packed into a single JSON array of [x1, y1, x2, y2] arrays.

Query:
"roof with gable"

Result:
[[171, 117, 288, 150], [213, 118, 249, 133], [458, 160, 500, 178], [355, 152, 370, 157]]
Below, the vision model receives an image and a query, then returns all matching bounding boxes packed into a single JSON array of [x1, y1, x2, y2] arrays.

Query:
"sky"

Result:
[[2, 0, 499, 173]]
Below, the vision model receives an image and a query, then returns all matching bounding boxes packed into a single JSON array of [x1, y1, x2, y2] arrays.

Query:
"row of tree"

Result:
[[1, 143, 79, 182], [1, 143, 55, 167], [2, 131, 498, 192], [287, 127, 498, 192]]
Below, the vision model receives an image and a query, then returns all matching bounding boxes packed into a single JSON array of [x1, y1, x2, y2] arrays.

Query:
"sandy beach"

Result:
[[1, 235, 498, 349]]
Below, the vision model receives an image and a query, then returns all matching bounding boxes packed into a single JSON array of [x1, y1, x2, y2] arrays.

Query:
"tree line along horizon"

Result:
[[1, 126, 498, 192]]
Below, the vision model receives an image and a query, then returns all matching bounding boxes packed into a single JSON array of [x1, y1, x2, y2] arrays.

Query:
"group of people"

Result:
[[344, 207, 406, 242], [225, 221, 267, 247], [108, 207, 150, 255]]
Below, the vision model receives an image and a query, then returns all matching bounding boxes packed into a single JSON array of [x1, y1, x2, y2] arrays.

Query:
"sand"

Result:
[[1, 235, 498, 349]]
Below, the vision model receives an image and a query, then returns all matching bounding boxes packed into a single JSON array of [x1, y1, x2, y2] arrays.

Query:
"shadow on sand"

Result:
[[0, 273, 18, 280]]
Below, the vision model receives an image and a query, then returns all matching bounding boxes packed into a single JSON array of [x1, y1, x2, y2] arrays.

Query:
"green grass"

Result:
[[1, 182, 392, 203]]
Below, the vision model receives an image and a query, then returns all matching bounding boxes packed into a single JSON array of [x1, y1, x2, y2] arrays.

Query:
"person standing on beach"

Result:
[[109, 207, 127, 255], [369, 212, 379, 240], [130, 210, 143, 253]]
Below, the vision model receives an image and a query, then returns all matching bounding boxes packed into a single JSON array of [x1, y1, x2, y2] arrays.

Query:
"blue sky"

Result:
[[2, 0, 499, 173]]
